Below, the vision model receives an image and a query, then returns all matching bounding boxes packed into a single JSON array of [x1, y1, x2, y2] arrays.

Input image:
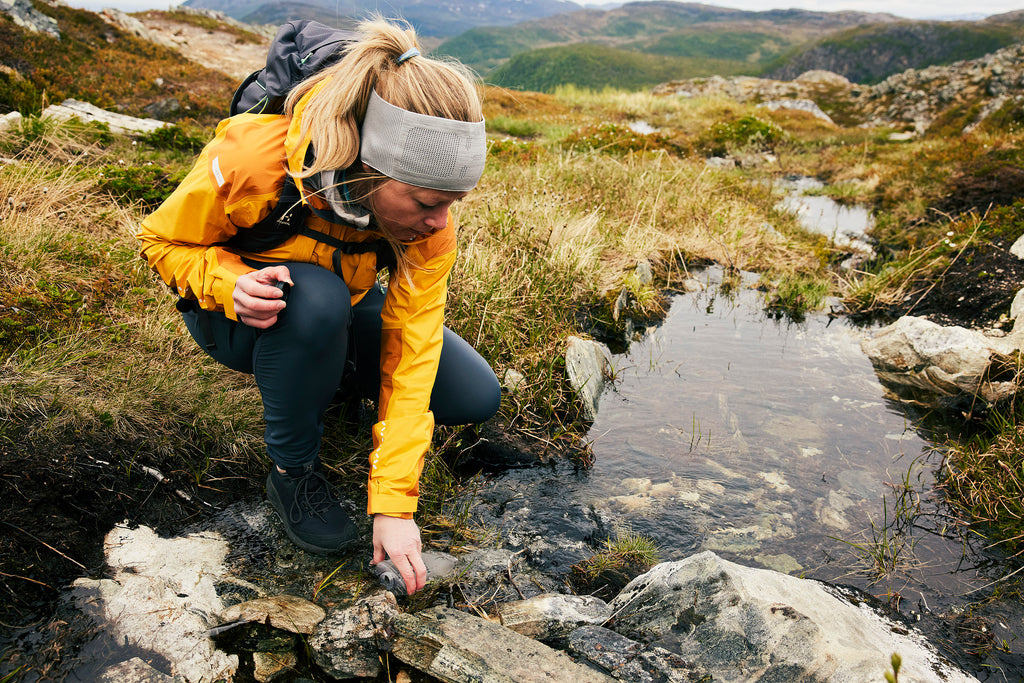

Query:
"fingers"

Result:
[[391, 548, 427, 596], [233, 267, 292, 328], [372, 514, 427, 595]]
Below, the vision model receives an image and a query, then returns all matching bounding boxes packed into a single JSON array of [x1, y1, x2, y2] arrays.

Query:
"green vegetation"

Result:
[[0, 4, 234, 122], [767, 22, 1024, 84], [487, 43, 748, 93], [569, 528, 661, 599]]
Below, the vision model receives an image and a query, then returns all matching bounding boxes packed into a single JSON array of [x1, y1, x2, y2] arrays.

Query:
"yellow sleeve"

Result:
[[135, 116, 288, 320], [366, 219, 457, 516]]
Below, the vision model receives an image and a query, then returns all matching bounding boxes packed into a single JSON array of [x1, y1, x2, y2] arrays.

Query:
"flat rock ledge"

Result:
[[861, 315, 1022, 408], [68, 511, 978, 683]]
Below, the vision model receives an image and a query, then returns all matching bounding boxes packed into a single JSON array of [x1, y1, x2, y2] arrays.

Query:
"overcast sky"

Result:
[[61, 0, 1020, 21]]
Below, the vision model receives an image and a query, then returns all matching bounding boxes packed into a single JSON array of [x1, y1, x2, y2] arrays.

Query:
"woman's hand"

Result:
[[372, 514, 427, 595], [232, 266, 292, 328]]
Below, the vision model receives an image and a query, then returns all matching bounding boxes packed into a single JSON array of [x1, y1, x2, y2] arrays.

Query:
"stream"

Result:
[[475, 183, 1024, 678]]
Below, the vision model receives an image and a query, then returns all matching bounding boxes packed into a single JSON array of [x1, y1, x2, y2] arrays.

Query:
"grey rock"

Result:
[[309, 591, 400, 680], [220, 595, 326, 634], [142, 97, 183, 120], [0, 110, 21, 133], [565, 335, 611, 421], [635, 259, 654, 285], [0, 0, 59, 38], [1010, 233, 1024, 260], [608, 552, 978, 683], [71, 524, 238, 683], [97, 657, 184, 683], [568, 625, 710, 682], [497, 593, 612, 643], [43, 99, 169, 135], [860, 315, 1020, 405], [391, 606, 618, 683], [758, 98, 835, 124]]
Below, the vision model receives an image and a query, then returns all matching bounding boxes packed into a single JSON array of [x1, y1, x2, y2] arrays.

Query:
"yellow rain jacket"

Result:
[[137, 88, 455, 518]]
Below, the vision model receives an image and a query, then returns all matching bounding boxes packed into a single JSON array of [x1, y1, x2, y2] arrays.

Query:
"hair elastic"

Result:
[[396, 48, 420, 64]]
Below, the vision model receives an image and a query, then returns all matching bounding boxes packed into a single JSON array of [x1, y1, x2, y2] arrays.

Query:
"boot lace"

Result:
[[288, 468, 341, 524]]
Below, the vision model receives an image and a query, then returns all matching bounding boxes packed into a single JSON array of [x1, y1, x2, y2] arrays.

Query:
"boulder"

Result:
[[42, 99, 169, 135], [568, 625, 709, 682], [391, 606, 618, 683], [71, 524, 238, 683], [608, 552, 977, 683], [860, 315, 1020, 406], [309, 591, 400, 680], [97, 657, 183, 683], [0, 110, 22, 133], [497, 593, 612, 643], [565, 335, 612, 421], [0, 0, 59, 38]]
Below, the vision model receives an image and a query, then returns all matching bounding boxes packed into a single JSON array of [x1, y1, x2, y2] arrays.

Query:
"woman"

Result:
[[136, 18, 500, 596]]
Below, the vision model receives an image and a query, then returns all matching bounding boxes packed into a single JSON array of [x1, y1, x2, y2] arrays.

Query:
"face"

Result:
[[364, 175, 468, 242]]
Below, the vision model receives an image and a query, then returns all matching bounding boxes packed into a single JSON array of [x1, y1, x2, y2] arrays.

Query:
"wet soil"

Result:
[[0, 424, 259, 680], [897, 239, 1024, 330]]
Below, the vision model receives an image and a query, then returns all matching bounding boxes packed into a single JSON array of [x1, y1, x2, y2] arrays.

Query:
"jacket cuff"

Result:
[[366, 413, 434, 515]]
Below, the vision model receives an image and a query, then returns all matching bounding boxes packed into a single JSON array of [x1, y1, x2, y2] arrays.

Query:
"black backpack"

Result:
[[231, 20, 358, 116], [225, 20, 395, 272]]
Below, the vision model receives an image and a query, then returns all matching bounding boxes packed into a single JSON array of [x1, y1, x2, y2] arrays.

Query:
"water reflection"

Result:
[[777, 176, 875, 258], [487, 268, 1005, 613]]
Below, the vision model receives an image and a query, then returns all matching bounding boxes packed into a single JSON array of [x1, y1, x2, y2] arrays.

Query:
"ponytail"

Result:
[[283, 17, 482, 180]]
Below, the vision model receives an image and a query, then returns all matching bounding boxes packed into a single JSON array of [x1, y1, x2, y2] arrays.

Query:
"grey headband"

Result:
[[360, 90, 486, 193]]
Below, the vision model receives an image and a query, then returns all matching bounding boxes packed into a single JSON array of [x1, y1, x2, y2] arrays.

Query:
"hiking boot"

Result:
[[266, 460, 359, 554]]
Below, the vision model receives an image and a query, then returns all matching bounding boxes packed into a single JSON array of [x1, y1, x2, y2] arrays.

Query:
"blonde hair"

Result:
[[282, 17, 482, 276], [284, 17, 483, 180]]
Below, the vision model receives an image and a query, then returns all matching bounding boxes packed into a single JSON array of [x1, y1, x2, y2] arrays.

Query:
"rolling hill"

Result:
[[440, 1, 1024, 91]]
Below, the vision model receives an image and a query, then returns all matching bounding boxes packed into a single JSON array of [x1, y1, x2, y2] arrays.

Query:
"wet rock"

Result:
[[861, 315, 1020, 406], [42, 99, 169, 135], [220, 595, 325, 634], [609, 552, 978, 683], [497, 593, 612, 643], [568, 625, 710, 682], [391, 606, 618, 683], [309, 591, 399, 680], [97, 657, 183, 683], [253, 651, 297, 682], [71, 524, 238, 683], [452, 547, 563, 606], [565, 335, 612, 421]]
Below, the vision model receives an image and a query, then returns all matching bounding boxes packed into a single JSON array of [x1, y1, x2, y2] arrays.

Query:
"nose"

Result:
[[424, 204, 450, 229]]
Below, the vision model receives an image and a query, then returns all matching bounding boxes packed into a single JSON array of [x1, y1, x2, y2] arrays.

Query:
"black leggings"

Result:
[[180, 262, 500, 469]]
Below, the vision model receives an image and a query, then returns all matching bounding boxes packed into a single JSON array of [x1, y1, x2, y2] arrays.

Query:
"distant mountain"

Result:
[[438, 1, 1024, 91], [438, 1, 900, 74], [487, 42, 738, 91], [764, 20, 1024, 84], [181, 0, 582, 36]]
